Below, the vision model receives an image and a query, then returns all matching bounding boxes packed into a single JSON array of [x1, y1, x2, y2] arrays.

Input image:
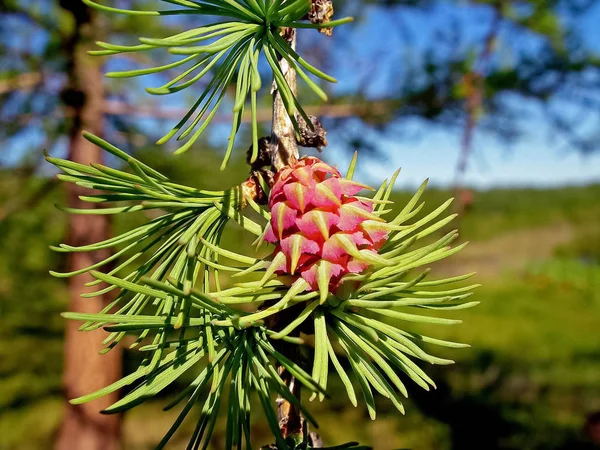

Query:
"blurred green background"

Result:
[[2, 157, 599, 449], [2, 1, 600, 449]]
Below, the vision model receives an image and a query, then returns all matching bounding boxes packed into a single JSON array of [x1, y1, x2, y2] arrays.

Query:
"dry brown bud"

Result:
[[308, 0, 334, 36]]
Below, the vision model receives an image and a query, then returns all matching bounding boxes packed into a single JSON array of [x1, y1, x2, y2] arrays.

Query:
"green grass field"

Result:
[[1, 169, 599, 449]]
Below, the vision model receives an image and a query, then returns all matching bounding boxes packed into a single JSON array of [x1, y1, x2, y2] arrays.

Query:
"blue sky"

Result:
[[329, 126, 600, 189], [314, 2, 600, 188], [2, 1, 599, 189]]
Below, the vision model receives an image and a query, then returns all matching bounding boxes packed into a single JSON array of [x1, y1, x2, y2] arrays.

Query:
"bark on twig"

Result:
[[267, 17, 325, 447], [270, 28, 299, 171]]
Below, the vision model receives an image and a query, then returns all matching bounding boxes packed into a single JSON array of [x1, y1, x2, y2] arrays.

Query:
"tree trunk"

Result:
[[55, 4, 122, 450]]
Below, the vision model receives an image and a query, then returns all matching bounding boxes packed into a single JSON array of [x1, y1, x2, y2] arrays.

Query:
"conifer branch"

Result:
[[45, 3, 476, 450]]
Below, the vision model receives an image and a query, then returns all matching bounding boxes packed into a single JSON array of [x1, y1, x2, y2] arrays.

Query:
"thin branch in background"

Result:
[[453, 3, 502, 216], [0, 72, 43, 94], [0, 69, 400, 123]]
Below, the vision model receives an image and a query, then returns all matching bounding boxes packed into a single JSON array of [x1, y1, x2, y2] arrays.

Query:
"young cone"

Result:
[[265, 157, 389, 301]]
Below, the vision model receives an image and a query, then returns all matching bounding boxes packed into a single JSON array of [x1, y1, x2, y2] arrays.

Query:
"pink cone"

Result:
[[265, 157, 390, 294]]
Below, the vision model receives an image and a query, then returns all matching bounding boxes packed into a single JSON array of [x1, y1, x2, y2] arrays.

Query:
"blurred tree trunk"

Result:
[[55, 3, 122, 450]]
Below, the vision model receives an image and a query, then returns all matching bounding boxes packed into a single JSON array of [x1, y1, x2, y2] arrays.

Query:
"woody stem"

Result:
[[270, 28, 299, 171], [268, 20, 305, 444]]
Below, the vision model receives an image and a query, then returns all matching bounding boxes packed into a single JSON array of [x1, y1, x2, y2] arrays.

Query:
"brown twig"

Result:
[[270, 28, 300, 171], [267, 2, 330, 446], [267, 20, 306, 444]]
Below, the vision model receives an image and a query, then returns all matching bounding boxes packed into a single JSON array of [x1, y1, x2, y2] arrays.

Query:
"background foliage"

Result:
[[1, 154, 599, 449]]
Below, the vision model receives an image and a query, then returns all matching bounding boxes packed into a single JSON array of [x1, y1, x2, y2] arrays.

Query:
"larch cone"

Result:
[[264, 156, 392, 302]]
